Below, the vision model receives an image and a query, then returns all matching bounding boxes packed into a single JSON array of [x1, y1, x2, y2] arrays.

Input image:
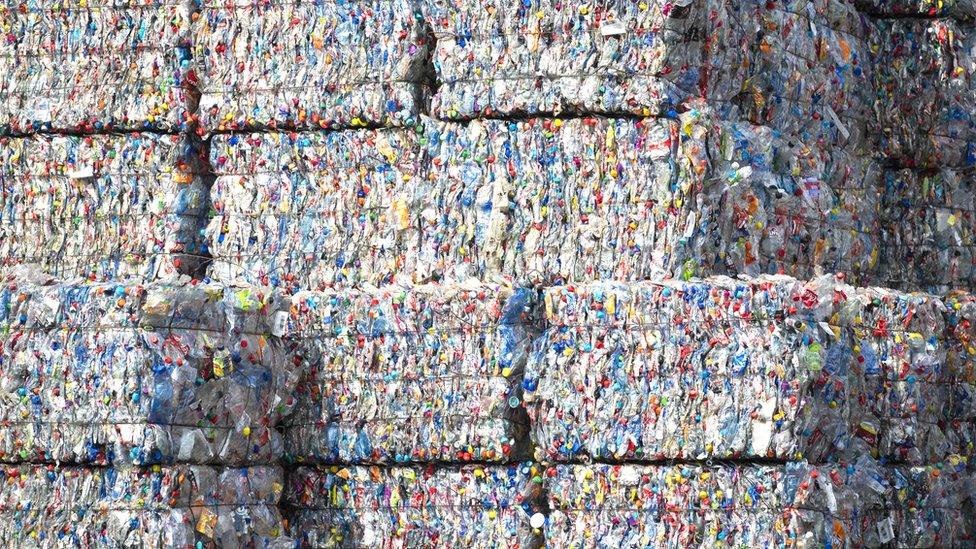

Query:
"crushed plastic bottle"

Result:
[[525, 274, 963, 464]]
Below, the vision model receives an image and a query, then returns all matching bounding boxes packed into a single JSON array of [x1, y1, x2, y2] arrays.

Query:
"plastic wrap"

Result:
[[282, 282, 538, 464], [0, 133, 208, 281], [206, 128, 425, 290], [0, 464, 290, 548], [878, 169, 976, 293], [424, 0, 872, 152], [0, 1, 195, 134], [193, 0, 430, 133], [545, 459, 976, 548], [870, 18, 976, 169], [284, 463, 545, 548], [0, 270, 299, 465], [525, 275, 961, 464]]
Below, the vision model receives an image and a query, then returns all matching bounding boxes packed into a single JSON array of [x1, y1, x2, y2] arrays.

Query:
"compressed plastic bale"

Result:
[[788, 456, 976, 547], [683, 110, 882, 285], [281, 282, 538, 464], [0, 1, 195, 134], [881, 457, 976, 547], [422, 116, 684, 286], [943, 290, 976, 452], [878, 169, 976, 293], [0, 270, 299, 465], [545, 463, 792, 548], [284, 463, 545, 548], [854, 0, 975, 17], [525, 275, 957, 464], [193, 0, 430, 134], [0, 133, 208, 281], [206, 127, 425, 290], [424, 113, 880, 286], [853, 283, 954, 464], [209, 114, 884, 290], [424, 0, 873, 151], [544, 458, 976, 549], [423, 0, 696, 118], [0, 464, 290, 548], [701, 0, 874, 151], [869, 18, 976, 169]]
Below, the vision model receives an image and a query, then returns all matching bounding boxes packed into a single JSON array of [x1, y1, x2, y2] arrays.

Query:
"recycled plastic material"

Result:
[[422, 116, 686, 286], [424, 0, 872, 152], [854, 0, 976, 17], [878, 169, 976, 293], [525, 275, 968, 464], [0, 1, 195, 134], [193, 0, 430, 133], [0, 464, 290, 548], [682, 111, 882, 285], [945, 291, 976, 435], [870, 18, 976, 169], [282, 282, 537, 464], [284, 463, 544, 548], [0, 133, 207, 281], [206, 128, 425, 290], [0, 270, 299, 465], [209, 115, 910, 290], [425, 113, 881, 286], [545, 459, 975, 548]]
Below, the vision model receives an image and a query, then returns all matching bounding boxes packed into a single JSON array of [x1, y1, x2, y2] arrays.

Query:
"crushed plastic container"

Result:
[[206, 127, 426, 290], [0, 133, 208, 281], [869, 18, 976, 169], [0, 464, 291, 548], [0, 269, 299, 465], [193, 0, 431, 133], [525, 275, 963, 464], [0, 1, 195, 134], [423, 0, 873, 153], [545, 458, 975, 548], [281, 282, 538, 464], [284, 463, 545, 548]]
